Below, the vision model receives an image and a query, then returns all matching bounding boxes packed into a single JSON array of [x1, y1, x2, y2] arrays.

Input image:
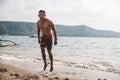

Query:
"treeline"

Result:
[[0, 21, 37, 36], [0, 21, 120, 38]]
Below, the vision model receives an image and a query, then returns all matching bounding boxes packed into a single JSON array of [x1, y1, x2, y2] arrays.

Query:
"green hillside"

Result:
[[0, 21, 120, 38]]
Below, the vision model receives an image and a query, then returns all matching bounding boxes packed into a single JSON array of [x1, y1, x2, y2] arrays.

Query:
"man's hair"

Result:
[[39, 10, 46, 13]]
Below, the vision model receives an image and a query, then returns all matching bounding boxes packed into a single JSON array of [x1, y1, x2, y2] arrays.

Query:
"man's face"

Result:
[[38, 12, 46, 18]]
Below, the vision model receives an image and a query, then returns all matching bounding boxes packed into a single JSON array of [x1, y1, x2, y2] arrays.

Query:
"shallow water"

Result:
[[0, 35, 120, 74]]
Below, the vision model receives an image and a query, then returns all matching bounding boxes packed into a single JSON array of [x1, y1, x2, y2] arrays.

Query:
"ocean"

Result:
[[0, 35, 120, 75]]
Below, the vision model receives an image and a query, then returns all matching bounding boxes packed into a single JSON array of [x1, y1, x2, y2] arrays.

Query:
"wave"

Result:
[[0, 52, 120, 74], [62, 61, 120, 74]]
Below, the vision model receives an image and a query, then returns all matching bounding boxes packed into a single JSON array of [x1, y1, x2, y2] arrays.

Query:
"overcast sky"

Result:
[[0, 0, 120, 32]]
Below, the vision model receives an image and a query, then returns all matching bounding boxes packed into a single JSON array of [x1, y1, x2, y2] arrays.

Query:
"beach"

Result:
[[0, 52, 120, 80], [0, 36, 120, 80], [0, 63, 75, 80], [0, 63, 69, 80]]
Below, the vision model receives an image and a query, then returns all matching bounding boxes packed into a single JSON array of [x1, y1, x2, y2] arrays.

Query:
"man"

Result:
[[37, 10, 57, 72]]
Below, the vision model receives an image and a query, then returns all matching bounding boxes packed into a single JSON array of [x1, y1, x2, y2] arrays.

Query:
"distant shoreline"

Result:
[[1, 35, 120, 39], [1, 21, 120, 38]]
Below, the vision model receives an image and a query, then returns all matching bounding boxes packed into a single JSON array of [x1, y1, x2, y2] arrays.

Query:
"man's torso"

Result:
[[38, 18, 52, 36]]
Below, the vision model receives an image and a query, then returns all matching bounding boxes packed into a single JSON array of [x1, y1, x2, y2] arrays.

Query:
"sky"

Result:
[[0, 0, 120, 32]]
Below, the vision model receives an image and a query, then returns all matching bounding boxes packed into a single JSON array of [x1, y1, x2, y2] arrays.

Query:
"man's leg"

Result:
[[47, 49, 53, 72], [41, 47, 47, 71]]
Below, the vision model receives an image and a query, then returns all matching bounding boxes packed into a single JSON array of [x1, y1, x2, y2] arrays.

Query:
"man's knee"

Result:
[[41, 47, 45, 53], [47, 49, 52, 54]]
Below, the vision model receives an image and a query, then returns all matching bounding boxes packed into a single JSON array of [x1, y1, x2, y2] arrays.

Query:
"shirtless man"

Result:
[[37, 10, 57, 72]]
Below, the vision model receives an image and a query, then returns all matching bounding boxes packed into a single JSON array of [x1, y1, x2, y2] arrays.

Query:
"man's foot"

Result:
[[44, 64, 47, 71], [50, 66, 53, 72]]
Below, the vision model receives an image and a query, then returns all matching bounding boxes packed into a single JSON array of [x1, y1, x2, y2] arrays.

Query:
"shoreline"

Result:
[[0, 63, 29, 74], [0, 36, 120, 80], [0, 62, 78, 80], [0, 50, 120, 80], [0, 59, 120, 80]]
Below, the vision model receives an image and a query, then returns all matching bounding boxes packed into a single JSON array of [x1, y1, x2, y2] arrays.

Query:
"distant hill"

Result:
[[0, 21, 120, 38], [0, 21, 36, 36], [56, 25, 120, 37]]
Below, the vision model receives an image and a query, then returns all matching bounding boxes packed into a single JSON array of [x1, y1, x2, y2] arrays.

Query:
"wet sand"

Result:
[[1, 61, 120, 80], [0, 63, 79, 80], [0, 50, 120, 80]]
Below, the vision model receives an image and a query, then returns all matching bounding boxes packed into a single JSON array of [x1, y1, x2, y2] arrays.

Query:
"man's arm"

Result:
[[49, 21, 57, 45], [52, 26, 57, 41], [37, 21, 40, 43]]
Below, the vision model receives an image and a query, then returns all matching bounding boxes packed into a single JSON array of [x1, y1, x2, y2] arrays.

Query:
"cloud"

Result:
[[0, 0, 8, 5], [0, 0, 120, 32]]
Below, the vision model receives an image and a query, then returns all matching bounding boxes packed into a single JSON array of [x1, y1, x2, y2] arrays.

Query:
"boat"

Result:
[[0, 39, 17, 47]]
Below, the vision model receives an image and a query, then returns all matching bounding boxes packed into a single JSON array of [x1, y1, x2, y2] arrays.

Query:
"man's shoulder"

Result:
[[37, 20, 41, 24], [46, 18, 52, 22]]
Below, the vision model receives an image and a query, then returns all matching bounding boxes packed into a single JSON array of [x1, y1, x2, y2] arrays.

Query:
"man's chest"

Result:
[[39, 21, 50, 29]]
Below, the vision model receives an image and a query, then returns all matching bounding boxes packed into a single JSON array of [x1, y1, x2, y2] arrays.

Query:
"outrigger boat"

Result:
[[0, 39, 17, 47]]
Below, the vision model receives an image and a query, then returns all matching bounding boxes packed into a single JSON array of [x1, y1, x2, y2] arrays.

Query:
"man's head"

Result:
[[38, 10, 46, 18]]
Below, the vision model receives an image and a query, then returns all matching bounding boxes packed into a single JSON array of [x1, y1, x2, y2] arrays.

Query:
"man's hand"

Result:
[[54, 40, 57, 45]]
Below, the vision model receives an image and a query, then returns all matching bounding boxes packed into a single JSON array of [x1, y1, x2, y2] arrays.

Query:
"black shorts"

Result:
[[40, 37, 52, 50]]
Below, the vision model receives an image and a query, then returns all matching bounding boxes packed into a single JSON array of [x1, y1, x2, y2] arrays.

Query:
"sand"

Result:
[[0, 63, 78, 80], [1, 62, 120, 80], [0, 51, 120, 80]]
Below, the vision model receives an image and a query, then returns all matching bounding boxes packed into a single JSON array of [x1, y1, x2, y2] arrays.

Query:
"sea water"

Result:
[[0, 35, 120, 74]]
